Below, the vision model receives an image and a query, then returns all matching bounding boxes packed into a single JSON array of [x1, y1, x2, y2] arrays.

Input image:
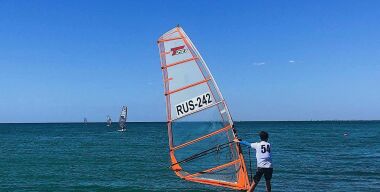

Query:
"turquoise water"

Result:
[[0, 121, 379, 191]]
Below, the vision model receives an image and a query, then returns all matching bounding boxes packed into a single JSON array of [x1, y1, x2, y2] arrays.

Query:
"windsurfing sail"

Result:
[[157, 26, 250, 190], [106, 115, 112, 127], [119, 106, 127, 130], [84, 118, 88, 124]]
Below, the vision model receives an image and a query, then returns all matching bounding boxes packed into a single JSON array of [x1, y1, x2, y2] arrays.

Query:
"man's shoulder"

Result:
[[251, 142, 258, 148], [250, 142, 259, 148]]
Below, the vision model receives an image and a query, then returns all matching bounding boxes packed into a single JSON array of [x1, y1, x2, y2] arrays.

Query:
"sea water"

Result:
[[0, 121, 379, 191]]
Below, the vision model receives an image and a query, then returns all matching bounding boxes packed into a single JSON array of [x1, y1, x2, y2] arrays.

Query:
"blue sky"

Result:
[[0, 0, 379, 122]]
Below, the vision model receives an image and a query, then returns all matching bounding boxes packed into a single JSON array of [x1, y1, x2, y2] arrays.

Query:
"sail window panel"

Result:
[[169, 83, 223, 120], [172, 129, 239, 182], [206, 80, 222, 102], [166, 60, 204, 91], [219, 105, 232, 125], [195, 163, 239, 184], [195, 60, 213, 81], [171, 104, 230, 147]]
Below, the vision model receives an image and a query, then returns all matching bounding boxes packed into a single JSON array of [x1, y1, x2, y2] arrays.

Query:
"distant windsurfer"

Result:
[[118, 106, 127, 131], [234, 131, 272, 192]]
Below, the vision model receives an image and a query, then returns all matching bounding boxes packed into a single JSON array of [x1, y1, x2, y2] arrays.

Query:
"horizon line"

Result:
[[0, 119, 379, 124]]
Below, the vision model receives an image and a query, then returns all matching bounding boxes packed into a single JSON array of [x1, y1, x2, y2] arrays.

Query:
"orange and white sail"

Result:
[[158, 26, 250, 190]]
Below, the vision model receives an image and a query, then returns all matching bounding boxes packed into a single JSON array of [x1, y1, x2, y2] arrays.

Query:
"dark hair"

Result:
[[259, 131, 269, 141]]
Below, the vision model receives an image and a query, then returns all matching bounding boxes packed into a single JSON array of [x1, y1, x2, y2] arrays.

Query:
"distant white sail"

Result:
[[118, 106, 127, 131], [106, 115, 112, 127]]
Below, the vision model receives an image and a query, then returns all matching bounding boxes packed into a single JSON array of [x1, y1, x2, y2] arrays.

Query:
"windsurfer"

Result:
[[234, 131, 272, 192]]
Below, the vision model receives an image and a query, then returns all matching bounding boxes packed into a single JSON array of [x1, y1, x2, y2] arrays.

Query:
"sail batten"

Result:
[[163, 57, 198, 69], [158, 26, 250, 190], [158, 37, 183, 42]]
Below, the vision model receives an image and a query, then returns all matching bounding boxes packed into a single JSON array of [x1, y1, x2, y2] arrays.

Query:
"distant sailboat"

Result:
[[83, 117, 88, 127], [118, 106, 127, 132], [106, 115, 112, 127]]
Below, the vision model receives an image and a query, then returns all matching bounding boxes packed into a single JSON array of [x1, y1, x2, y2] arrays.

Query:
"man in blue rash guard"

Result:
[[234, 131, 272, 192]]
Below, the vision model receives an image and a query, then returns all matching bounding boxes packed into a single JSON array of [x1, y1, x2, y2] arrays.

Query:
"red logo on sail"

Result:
[[171, 46, 187, 56]]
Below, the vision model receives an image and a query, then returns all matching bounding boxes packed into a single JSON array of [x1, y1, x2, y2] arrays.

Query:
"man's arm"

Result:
[[239, 140, 252, 147], [233, 138, 252, 148]]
